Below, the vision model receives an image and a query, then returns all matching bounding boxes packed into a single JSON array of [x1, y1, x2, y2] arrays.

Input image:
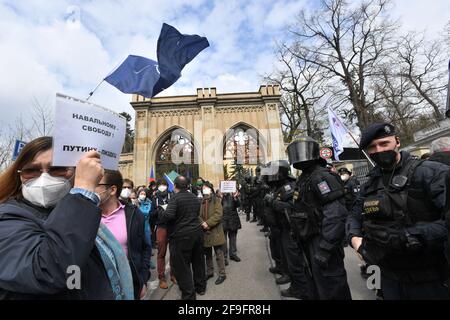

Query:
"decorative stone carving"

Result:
[[215, 105, 264, 114], [267, 103, 277, 111], [137, 111, 146, 119], [149, 109, 200, 117]]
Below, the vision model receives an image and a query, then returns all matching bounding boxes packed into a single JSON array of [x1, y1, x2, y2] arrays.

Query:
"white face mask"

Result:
[[120, 188, 132, 199], [22, 173, 72, 208], [138, 194, 146, 201], [202, 187, 212, 195], [341, 174, 350, 182], [158, 185, 167, 192]]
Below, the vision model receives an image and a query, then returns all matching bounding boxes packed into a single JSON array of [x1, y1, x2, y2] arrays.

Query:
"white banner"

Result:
[[220, 180, 237, 193], [52, 93, 126, 170]]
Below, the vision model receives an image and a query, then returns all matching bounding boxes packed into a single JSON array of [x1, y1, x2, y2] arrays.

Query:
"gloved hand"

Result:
[[313, 249, 331, 269], [404, 229, 423, 253], [273, 199, 286, 212], [264, 194, 274, 206]]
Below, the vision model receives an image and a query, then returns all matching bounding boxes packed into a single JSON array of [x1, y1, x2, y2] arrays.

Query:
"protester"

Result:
[[119, 178, 134, 204], [95, 170, 152, 300], [153, 178, 176, 289], [130, 190, 139, 207], [428, 137, 450, 166], [159, 176, 206, 299], [200, 181, 227, 285], [0, 136, 117, 299], [137, 189, 153, 246], [193, 177, 205, 199], [221, 191, 242, 265], [148, 181, 157, 196]]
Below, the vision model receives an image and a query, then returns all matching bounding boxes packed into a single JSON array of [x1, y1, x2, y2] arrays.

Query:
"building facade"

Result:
[[119, 85, 285, 188]]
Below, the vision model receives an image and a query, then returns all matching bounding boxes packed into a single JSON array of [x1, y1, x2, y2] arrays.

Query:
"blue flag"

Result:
[[153, 23, 210, 96], [104, 55, 160, 97], [163, 173, 175, 192], [104, 23, 209, 98]]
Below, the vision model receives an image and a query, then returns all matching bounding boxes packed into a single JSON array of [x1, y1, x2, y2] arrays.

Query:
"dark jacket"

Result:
[[343, 176, 360, 211], [152, 191, 172, 227], [428, 151, 450, 166], [123, 203, 152, 299], [221, 194, 241, 231], [159, 190, 202, 240], [347, 151, 450, 282], [0, 194, 114, 300]]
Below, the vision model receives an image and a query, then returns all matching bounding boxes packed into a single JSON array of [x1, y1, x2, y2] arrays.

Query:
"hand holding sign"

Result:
[[74, 151, 104, 192]]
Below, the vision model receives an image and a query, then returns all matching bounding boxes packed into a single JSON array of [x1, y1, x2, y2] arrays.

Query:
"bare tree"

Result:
[[288, 0, 398, 129], [397, 33, 447, 120], [265, 45, 327, 142], [373, 65, 428, 144], [0, 115, 33, 171], [30, 97, 54, 137]]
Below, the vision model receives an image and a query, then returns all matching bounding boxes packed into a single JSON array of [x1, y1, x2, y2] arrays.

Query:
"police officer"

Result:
[[287, 136, 352, 300], [347, 123, 450, 299], [260, 163, 291, 285], [268, 160, 312, 299], [254, 166, 267, 227], [241, 176, 252, 222], [337, 167, 361, 212], [247, 176, 257, 223]]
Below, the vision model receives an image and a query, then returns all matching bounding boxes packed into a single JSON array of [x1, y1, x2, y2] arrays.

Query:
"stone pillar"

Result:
[[133, 108, 149, 186], [197, 88, 223, 188]]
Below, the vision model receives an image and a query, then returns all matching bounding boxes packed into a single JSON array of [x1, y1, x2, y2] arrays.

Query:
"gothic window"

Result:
[[223, 127, 263, 165], [155, 131, 198, 178]]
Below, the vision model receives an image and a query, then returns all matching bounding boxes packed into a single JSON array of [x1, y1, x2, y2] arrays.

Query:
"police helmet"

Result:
[[287, 136, 320, 169]]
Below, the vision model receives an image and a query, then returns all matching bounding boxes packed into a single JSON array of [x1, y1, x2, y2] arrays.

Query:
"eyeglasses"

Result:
[[17, 166, 74, 179]]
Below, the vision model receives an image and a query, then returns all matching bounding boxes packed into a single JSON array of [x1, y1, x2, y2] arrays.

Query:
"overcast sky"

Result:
[[0, 0, 449, 134]]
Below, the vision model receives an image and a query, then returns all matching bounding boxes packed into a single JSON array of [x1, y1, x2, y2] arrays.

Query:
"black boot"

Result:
[[269, 266, 283, 275], [280, 287, 303, 299], [215, 275, 226, 285], [275, 274, 291, 285]]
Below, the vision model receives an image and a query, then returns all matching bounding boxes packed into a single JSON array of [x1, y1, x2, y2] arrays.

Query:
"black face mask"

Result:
[[370, 150, 398, 169], [296, 160, 316, 172]]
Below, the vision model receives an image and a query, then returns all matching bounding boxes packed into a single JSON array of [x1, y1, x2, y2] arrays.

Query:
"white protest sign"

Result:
[[220, 180, 237, 193], [52, 93, 126, 170]]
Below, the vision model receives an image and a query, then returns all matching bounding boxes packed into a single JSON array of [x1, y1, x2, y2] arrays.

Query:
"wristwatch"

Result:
[[70, 188, 101, 206]]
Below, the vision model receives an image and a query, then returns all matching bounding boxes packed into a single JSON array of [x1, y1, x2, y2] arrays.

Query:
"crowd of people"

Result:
[[0, 121, 449, 300], [0, 142, 242, 300]]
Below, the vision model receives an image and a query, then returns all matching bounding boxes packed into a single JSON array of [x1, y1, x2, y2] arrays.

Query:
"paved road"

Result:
[[145, 212, 375, 300]]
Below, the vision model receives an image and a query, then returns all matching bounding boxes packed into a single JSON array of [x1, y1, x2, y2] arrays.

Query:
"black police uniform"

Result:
[[347, 151, 450, 299], [291, 164, 352, 299], [241, 177, 252, 221], [343, 176, 360, 212], [273, 178, 313, 299], [248, 176, 260, 222], [264, 183, 290, 278]]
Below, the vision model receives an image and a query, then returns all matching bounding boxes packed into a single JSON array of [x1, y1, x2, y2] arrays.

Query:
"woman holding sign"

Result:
[[0, 136, 131, 299]]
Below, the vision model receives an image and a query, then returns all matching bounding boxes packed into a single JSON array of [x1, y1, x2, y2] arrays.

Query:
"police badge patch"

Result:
[[317, 181, 331, 194], [284, 184, 292, 191]]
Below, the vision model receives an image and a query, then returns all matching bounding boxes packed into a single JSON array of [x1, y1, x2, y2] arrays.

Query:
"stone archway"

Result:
[[153, 127, 199, 180]]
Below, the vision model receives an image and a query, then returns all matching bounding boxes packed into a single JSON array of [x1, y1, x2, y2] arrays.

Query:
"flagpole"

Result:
[[329, 107, 375, 167], [446, 59, 450, 118], [86, 79, 105, 101], [345, 130, 375, 167]]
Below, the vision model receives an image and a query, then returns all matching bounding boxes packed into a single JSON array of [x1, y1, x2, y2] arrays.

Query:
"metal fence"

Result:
[[342, 159, 372, 185]]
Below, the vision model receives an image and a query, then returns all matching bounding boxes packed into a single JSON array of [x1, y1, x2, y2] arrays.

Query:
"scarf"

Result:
[[96, 223, 134, 300]]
